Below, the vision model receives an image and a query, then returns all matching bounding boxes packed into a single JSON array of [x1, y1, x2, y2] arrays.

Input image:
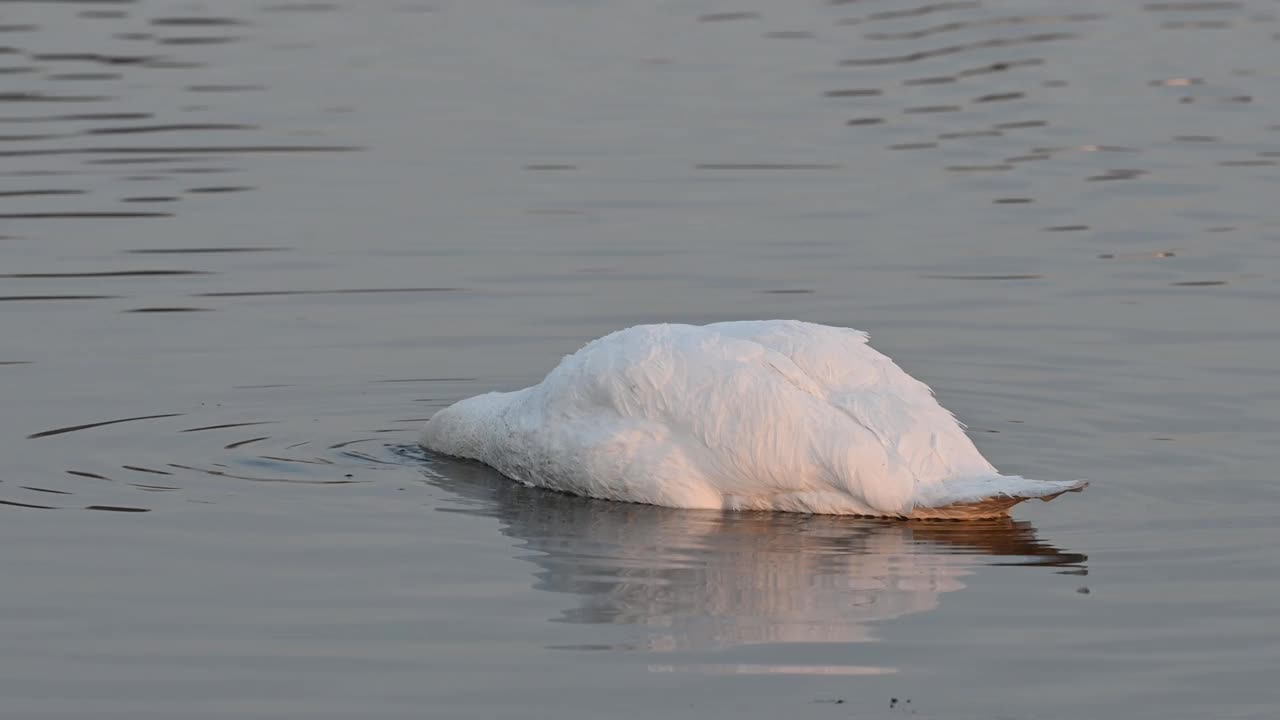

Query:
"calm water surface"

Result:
[[2, 1, 1279, 718]]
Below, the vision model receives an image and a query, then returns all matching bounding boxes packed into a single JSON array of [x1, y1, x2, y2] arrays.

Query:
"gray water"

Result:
[[2, 1, 1279, 717]]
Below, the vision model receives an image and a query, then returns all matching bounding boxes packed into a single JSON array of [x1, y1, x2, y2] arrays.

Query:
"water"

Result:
[[2, 1, 1278, 717]]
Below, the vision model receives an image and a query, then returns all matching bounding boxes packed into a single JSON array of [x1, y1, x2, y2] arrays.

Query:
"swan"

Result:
[[419, 320, 1086, 519]]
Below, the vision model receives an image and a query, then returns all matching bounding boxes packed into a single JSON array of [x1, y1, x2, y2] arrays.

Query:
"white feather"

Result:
[[420, 321, 1085, 518]]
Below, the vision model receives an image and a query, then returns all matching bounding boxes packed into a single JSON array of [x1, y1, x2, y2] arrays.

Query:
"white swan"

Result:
[[420, 320, 1085, 519]]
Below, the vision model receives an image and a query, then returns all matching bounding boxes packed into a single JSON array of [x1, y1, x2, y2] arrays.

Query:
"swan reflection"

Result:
[[420, 453, 1084, 659]]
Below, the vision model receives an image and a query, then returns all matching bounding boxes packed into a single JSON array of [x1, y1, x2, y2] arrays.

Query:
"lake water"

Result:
[[2, 0, 1279, 717]]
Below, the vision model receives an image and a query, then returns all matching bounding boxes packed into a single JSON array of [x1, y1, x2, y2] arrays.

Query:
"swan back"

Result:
[[421, 321, 1084, 517]]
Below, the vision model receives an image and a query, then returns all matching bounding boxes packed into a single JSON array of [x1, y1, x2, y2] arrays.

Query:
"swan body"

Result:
[[419, 321, 1085, 518]]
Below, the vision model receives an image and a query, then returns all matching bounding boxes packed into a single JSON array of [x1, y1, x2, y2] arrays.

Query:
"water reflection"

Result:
[[419, 453, 1085, 655]]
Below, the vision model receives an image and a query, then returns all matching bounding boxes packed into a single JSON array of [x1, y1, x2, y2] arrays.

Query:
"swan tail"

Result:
[[911, 476, 1088, 520]]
